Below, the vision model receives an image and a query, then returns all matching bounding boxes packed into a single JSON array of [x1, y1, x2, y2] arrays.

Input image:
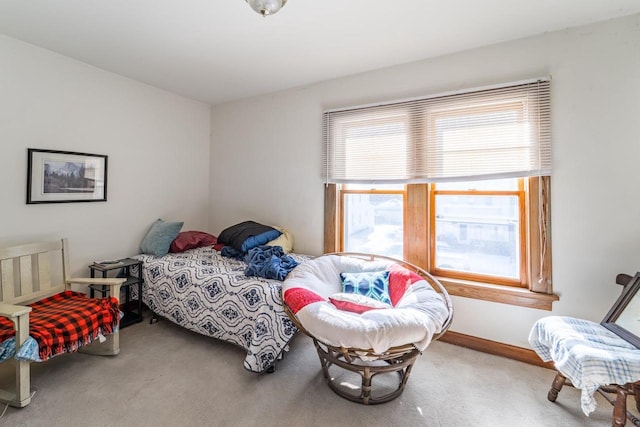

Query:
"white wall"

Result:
[[210, 14, 640, 348], [0, 35, 211, 276]]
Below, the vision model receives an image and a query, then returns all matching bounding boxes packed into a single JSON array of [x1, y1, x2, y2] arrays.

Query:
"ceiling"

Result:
[[1, 1, 639, 106]]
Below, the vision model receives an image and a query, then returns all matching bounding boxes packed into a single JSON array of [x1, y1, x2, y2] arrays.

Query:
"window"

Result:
[[323, 79, 557, 310], [341, 184, 404, 259], [431, 178, 525, 286]]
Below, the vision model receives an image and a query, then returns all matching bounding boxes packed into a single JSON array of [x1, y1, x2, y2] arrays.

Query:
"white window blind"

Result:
[[323, 78, 551, 184]]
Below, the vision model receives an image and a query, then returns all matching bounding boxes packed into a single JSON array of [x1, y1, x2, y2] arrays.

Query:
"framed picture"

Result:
[[601, 272, 640, 349], [27, 149, 108, 204]]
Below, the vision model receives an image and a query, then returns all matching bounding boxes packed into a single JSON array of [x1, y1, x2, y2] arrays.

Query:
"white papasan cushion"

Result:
[[283, 255, 450, 353]]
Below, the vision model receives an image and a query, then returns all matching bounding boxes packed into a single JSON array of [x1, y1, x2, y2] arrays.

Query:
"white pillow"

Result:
[[266, 226, 294, 253]]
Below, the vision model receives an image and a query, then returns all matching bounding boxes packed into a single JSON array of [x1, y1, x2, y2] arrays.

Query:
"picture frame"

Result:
[[27, 149, 108, 204], [601, 272, 640, 349]]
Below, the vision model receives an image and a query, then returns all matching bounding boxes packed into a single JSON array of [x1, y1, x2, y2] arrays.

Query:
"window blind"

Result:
[[322, 78, 551, 184]]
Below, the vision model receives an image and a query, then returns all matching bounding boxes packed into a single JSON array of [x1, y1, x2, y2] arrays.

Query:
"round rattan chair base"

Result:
[[313, 339, 420, 405]]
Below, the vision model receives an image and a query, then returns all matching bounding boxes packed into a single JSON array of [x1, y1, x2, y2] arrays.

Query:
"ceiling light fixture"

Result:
[[246, 0, 288, 17]]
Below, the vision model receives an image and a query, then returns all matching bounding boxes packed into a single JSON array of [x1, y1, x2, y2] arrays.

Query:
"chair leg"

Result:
[[548, 372, 566, 402], [11, 312, 32, 407], [78, 331, 120, 356], [633, 383, 640, 413], [612, 385, 629, 427]]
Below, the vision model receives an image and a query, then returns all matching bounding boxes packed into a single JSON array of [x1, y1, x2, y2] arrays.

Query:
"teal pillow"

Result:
[[140, 219, 184, 256], [340, 270, 391, 305]]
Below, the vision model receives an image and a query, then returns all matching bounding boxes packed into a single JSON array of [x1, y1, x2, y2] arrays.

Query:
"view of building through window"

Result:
[[434, 193, 520, 278], [433, 179, 521, 279], [342, 178, 521, 281], [343, 185, 404, 259]]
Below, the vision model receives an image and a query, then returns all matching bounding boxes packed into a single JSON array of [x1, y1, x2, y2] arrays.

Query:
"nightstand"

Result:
[[89, 258, 144, 328]]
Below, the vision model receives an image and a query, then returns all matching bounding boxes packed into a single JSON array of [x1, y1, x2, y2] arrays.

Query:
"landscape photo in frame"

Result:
[[27, 149, 108, 203]]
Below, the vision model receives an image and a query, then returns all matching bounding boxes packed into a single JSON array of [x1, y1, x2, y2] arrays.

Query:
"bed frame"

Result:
[[0, 238, 125, 407]]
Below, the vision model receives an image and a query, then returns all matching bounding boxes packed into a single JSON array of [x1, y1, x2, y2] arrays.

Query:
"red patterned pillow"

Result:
[[169, 231, 217, 253], [329, 292, 391, 314], [388, 264, 424, 306]]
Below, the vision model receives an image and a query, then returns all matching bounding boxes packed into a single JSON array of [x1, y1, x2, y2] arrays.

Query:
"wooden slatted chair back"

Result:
[[0, 238, 125, 408], [0, 238, 70, 306]]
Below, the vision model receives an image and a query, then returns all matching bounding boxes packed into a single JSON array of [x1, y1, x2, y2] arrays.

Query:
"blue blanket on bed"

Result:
[[221, 245, 245, 260], [222, 245, 298, 281]]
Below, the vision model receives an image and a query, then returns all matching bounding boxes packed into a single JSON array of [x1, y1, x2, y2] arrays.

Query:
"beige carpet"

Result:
[[1, 312, 630, 426]]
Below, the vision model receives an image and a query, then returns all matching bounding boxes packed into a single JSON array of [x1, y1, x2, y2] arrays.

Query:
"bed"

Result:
[[132, 246, 310, 373]]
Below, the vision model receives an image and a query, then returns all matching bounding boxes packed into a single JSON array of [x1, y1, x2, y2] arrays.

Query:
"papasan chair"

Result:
[[282, 253, 453, 404]]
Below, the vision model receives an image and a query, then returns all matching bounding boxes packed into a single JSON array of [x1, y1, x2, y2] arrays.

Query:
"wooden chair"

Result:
[[530, 274, 640, 427], [547, 372, 640, 427], [0, 238, 125, 408]]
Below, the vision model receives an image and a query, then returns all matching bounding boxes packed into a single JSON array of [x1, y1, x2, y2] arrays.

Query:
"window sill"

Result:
[[436, 277, 559, 311]]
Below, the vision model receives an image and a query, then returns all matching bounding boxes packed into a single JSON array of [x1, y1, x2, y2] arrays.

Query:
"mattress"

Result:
[[132, 247, 310, 372]]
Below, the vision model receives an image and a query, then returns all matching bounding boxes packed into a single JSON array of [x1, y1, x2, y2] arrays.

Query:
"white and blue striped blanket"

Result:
[[529, 316, 640, 415]]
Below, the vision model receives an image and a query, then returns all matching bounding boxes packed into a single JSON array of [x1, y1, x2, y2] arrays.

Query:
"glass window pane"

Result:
[[344, 183, 405, 191], [344, 193, 403, 259], [435, 194, 520, 278], [437, 178, 518, 191]]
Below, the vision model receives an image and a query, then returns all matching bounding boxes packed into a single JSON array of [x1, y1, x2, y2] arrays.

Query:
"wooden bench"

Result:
[[0, 238, 125, 408]]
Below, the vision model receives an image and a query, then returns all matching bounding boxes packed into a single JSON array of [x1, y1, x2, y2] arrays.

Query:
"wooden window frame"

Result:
[[429, 179, 527, 287], [339, 188, 406, 254], [324, 177, 558, 310]]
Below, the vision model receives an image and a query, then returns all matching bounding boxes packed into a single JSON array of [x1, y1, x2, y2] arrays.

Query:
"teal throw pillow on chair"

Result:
[[340, 270, 392, 305]]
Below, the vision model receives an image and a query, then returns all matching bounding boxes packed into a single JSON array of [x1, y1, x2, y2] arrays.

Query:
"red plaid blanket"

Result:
[[0, 291, 120, 361]]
